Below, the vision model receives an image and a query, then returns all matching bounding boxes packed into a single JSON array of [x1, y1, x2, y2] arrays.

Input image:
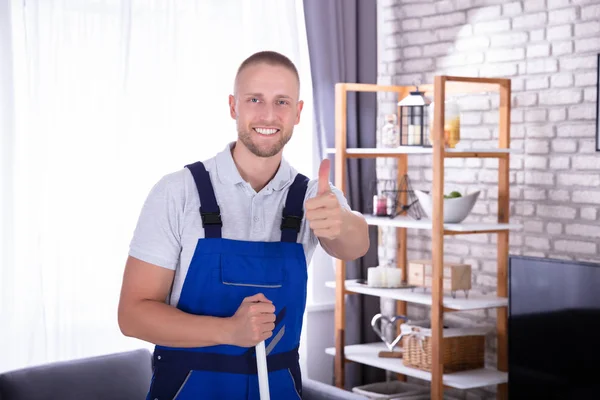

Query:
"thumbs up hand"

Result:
[[304, 159, 345, 241]]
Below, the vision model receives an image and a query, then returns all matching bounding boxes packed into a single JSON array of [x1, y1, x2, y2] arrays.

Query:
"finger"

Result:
[[243, 293, 272, 303], [257, 303, 276, 314], [306, 208, 332, 221], [305, 193, 336, 211], [257, 314, 276, 324], [304, 197, 323, 211], [261, 322, 275, 333], [250, 303, 276, 315], [243, 293, 262, 303], [309, 219, 332, 230], [317, 158, 331, 195], [261, 331, 273, 341]]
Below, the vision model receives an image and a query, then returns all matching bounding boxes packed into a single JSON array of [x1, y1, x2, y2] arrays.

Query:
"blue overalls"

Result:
[[146, 161, 309, 400]]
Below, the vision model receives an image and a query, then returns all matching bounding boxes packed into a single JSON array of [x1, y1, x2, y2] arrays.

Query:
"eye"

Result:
[[250, 98, 259, 103], [277, 100, 289, 106]]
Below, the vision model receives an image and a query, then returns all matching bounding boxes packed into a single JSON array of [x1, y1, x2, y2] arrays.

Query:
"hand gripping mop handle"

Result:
[[256, 340, 270, 400]]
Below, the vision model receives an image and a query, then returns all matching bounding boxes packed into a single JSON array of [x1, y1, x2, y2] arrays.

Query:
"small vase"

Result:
[[380, 114, 400, 148]]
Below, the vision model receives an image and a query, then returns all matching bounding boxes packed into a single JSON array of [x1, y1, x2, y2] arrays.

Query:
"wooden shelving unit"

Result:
[[327, 77, 517, 400]]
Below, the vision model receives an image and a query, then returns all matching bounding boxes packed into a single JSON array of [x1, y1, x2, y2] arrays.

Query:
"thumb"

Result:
[[317, 158, 331, 195], [243, 293, 271, 303]]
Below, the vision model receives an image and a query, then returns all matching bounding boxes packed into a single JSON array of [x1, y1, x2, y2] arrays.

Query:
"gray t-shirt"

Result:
[[128, 143, 350, 307]]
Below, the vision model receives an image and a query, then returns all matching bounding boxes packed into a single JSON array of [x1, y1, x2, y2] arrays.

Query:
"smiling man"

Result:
[[117, 50, 370, 399], [232, 56, 299, 160]]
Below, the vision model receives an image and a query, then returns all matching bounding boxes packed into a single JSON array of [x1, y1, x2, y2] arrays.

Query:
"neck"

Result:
[[231, 141, 282, 192]]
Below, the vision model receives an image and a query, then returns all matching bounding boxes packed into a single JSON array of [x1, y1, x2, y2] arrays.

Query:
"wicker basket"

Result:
[[399, 320, 490, 373]]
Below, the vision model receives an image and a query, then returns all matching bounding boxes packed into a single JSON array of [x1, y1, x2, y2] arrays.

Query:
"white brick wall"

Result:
[[376, 0, 600, 398]]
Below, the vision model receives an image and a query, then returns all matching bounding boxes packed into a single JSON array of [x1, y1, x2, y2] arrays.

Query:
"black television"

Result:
[[508, 255, 600, 399]]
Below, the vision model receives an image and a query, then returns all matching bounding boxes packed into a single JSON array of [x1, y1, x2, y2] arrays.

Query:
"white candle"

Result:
[[368, 267, 384, 287], [407, 125, 422, 145], [386, 268, 402, 288]]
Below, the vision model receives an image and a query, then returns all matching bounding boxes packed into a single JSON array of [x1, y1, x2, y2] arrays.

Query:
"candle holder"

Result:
[[369, 176, 425, 220], [397, 85, 431, 147], [370, 179, 396, 217]]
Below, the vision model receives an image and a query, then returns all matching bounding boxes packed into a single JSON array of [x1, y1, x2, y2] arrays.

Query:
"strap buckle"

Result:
[[281, 215, 302, 232], [200, 209, 222, 226]]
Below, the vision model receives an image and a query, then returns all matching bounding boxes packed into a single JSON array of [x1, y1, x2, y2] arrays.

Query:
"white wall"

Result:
[[377, 0, 600, 398]]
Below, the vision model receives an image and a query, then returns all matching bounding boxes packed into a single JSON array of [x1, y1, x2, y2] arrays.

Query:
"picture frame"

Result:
[[596, 53, 600, 152]]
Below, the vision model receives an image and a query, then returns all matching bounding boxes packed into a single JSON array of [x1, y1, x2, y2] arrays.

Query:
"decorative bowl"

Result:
[[414, 189, 480, 223]]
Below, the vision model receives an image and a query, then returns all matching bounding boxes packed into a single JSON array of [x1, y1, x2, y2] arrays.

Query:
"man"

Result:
[[118, 50, 370, 399]]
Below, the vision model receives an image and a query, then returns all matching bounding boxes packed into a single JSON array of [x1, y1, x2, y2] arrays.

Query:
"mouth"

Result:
[[253, 127, 280, 136]]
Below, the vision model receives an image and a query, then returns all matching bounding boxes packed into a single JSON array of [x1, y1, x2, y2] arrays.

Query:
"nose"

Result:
[[260, 103, 277, 123]]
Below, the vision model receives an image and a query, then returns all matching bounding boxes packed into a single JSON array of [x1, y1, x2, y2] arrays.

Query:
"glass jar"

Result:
[[372, 194, 389, 216], [380, 114, 400, 148], [428, 100, 461, 148]]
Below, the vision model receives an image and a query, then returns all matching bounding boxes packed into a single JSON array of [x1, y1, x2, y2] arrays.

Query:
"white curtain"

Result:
[[0, 0, 314, 373]]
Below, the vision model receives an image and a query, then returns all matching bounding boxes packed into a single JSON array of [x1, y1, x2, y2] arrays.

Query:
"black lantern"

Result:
[[397, 87, 431, 147]]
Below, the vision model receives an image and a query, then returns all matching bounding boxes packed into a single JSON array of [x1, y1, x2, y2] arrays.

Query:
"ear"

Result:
[[295, 100, 304, 125], [229, 95, 236, 119]]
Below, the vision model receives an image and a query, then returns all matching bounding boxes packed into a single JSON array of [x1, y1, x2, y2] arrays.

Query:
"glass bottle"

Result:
[[428, 99, 461, 148], [445, 100, 461, 148], [380, 114, 399, 148]]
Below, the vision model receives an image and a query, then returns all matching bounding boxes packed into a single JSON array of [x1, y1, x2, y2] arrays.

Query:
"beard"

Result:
[[238, 126, 293, 158]]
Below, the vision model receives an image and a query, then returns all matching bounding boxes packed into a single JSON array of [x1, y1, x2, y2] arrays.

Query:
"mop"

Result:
[[253, 160, 333, 400], [255, 340, 270, 400]]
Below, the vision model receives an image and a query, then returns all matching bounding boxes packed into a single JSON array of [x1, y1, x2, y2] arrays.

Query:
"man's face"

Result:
[[229, 63, 303, 158]]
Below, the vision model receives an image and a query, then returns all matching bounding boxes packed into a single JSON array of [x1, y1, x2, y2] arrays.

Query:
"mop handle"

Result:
[[256, 340, 270, 400]]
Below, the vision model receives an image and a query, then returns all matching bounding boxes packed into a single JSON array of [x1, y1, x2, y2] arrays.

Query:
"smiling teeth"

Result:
[[255, 128, 278, 135]]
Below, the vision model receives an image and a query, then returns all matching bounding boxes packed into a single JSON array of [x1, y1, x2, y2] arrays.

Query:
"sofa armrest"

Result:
[[0, 349, 152, 400]]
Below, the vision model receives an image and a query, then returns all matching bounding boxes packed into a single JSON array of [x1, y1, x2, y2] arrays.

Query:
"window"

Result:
[[1, 0, 313, 372]]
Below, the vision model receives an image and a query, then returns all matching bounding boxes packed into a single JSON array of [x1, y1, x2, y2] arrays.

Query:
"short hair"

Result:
[[234, 50, 300, 91]]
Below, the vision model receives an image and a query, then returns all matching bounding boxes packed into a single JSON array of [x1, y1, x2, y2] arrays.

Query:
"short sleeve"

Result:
[[128, 173, 184, 270]]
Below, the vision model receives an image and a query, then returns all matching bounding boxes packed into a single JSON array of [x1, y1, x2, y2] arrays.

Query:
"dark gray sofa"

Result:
[[0, 349, 153, 400], [0, 348, 366, 400]]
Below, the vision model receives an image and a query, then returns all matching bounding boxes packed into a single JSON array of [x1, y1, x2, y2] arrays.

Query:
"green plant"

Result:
[[444, 191, 462, 199]]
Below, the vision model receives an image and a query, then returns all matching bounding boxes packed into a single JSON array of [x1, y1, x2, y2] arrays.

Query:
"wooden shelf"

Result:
[[331, 77, 511, 399], [325, 147, 515, 158], [325, 343, 508, 390], [326, 147, 432, 155], [336, 78, 506, 95], [364, 215, 522, 233], [326, 279, 508, 311]]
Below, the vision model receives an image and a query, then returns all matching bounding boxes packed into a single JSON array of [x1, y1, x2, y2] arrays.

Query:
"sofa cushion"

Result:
[[0, 348, 152, 400]]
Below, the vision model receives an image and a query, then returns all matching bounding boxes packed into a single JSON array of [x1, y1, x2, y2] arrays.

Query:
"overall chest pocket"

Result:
[[221, 253, 284, 288]]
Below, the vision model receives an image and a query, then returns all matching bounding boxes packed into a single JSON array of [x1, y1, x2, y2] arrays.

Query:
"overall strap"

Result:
[[185, 161, 222, 238], [281, 173, 310, 243]]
